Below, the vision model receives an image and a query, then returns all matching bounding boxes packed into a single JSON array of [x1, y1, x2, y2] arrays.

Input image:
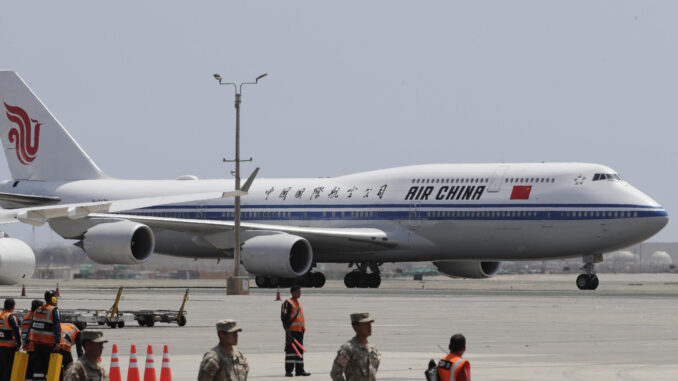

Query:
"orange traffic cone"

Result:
[[275, 285, 281, 301], [56, 283, 60, 297], [21, 284, 25, 297], [144, 345, 157, 381], [127, 344, 141, 381], [109, 344, 122, 381], [160, 345, 172, 381]]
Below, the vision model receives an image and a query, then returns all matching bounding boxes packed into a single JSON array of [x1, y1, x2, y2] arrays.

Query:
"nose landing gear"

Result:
[[577, 254, 602, 290], [344, 262, 382, 288]]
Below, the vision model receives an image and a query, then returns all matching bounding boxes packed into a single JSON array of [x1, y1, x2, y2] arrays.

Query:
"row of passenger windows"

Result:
[[424, 210, 638, 218], [593, 173, 622, 181], [505, 177, 555, 183], [133, 209, 638, 219], [412, 178, 488, 184]]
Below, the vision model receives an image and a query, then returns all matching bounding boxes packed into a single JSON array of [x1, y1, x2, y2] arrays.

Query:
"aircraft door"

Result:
[[487, 165, 511, 193], [409, 202, 421, 230]]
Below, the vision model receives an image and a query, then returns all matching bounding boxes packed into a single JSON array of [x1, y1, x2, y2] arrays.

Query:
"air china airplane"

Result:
[[0, 71, 669, 290]]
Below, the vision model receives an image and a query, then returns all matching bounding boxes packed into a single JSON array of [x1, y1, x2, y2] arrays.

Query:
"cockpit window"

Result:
[[593, 173, 621, 181]]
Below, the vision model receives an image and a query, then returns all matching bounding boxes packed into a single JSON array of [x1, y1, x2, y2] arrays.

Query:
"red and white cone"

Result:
[[127, 344, 141, 381], [109, 344, 122, 381], [21, 284, 25, 297], [144, 345, 157, 381], [55, 283, 60, 297], [160, 345, 172, 381], [275, 285, 281, 301]]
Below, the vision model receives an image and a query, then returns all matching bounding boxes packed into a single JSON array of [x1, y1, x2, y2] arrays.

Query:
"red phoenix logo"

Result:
[[4, 103, 41, 165]]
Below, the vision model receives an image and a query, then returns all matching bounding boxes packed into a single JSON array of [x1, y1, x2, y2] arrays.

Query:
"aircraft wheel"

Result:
[[98, 321, 105, 326], [356, 273, 370, 288], [117, 321, 125, 328], [368, 273, 381, 288], [178, 315, 187, 327], [147, 320, 155, 327], [107, 322, 116, 328], [344, 272, 357, 288], [138, 320, 146, 326], [576, 274, 591, 290], [299, 274, 314, 288], [255, 276, 269, 288], [590, 275, 599, 290], [312, 272, 326, 288], [268, 277, 279, 287]]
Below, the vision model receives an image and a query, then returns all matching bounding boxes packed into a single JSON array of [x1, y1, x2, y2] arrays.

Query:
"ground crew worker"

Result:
[[58, 322, 83, 370], [198, 319, 249, 381], [22, 299, 43, 380], [437, 334, 470, 381], [0, 298, 22, 381], [330, 313, 380, 381], [281, 286, 310, 377], [27, 290, 61, 380], [63, 330, 109, 381]]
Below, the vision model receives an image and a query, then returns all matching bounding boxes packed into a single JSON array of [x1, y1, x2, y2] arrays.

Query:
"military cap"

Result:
[[216, 319, 242, 333], [350, 312, 374, 324], [81, 330, 108, 343]]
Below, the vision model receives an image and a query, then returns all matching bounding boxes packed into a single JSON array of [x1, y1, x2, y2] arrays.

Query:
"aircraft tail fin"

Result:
[[0, 71, 106, 181]]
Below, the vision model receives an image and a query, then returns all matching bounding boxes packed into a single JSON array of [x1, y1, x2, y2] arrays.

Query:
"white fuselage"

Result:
[[0, 162, 668, 263]]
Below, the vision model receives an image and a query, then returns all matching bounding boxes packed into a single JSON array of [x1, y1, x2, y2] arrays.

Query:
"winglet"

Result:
[[241, 167, 259, 193]]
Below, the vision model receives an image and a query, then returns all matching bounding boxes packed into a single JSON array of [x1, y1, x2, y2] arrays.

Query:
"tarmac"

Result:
[[3, 273, 678, 380]]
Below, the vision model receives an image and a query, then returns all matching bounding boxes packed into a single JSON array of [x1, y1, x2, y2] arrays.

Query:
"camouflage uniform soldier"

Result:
[[63, 330, 109, 381], [198, 319, 249, 381], [330, 313, 381, 381]]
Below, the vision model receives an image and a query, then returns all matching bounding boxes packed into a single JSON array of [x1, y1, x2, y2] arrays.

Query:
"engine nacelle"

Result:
[[81, 221, 154, 264], [433, 260, 501, 279], [241, 234, 313, 278], [0, 238, 36, 285]]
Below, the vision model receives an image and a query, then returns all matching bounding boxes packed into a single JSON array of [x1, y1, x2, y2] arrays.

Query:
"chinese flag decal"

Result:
[[510, 185, 532, 200]]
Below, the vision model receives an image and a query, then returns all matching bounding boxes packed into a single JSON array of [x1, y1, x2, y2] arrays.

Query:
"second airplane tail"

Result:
[[0, 71, 106, 181]]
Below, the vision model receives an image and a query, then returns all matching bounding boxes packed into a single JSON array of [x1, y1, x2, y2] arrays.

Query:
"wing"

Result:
[[0, 190, 245, 227], [0, 191, 61, 208], [88, 213, 397, 251]]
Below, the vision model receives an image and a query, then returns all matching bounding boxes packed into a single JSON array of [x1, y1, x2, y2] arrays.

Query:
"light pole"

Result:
[[213, 72, 267, 295]]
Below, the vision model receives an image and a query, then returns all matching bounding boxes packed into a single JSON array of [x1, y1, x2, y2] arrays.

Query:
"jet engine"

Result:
[[79, 220, 154, 264], [0, 237, 36, 285], [241, 234, 313, 278], [433, 260, 501, 279]]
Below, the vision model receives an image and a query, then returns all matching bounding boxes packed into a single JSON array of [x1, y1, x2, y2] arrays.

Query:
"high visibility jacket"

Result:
[[284, 299, 306, 332], [21, 311, 35, 351], [437, 353, 470, 381], [0, 310, 19, 347], [31, 305, 58, 345], [58, 323, 80, 352]]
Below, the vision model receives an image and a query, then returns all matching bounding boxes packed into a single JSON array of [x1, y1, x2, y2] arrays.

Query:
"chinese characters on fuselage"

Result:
[[263, 185, 389, 200]]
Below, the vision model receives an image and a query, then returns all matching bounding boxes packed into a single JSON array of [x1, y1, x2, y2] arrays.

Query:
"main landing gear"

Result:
[[255, 272, 326, 289], [576, 254, 602, 290], [344, 262, 382, 288]]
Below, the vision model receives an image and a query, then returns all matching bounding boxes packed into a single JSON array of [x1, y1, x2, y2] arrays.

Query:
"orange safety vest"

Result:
[[31, 305, 57, 345], [0, 310, 19, 347], [21, 311, 35, 351], [437, 353, 469, 381], [58, 323, 80, 352], [285, 299, 305, 332]]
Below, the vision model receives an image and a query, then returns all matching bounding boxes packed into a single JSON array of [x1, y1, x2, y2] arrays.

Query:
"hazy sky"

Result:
[[1, 2, 677, 244]]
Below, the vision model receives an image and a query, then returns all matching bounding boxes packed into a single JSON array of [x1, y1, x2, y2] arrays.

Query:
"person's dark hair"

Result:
[[449, 333, 466, 353], [31, 299, 44, 311], [4, 298, 15, 310], [290, 286, 301, 293]]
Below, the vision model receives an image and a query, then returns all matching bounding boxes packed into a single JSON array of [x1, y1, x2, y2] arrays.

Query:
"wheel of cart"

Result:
[[178, 315, 187, 326]]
